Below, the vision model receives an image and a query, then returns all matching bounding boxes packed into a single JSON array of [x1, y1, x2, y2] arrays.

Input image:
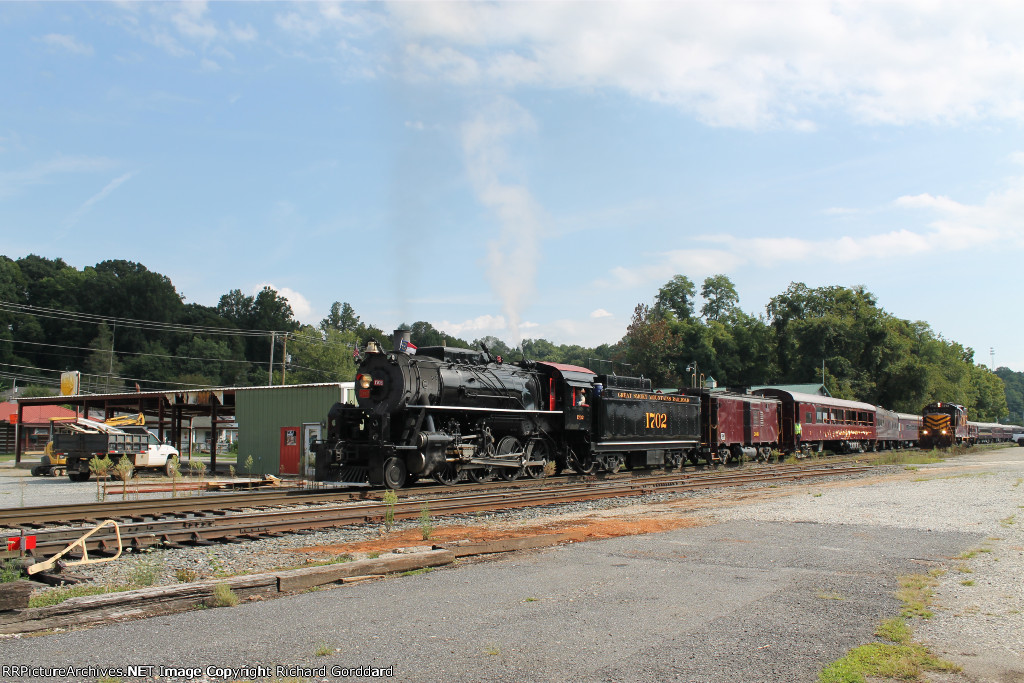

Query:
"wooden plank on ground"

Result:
[[440, 532, 580, 557], [0, 574, 277, 634], [0, 581, 33, 611], [276, 549, 455, 593]]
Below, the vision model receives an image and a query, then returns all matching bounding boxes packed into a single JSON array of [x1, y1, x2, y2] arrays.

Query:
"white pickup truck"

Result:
[[1014, 432, 1024, 447]]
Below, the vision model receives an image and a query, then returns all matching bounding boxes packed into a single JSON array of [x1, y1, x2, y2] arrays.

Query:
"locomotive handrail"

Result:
[[407, 405, 563, 415]]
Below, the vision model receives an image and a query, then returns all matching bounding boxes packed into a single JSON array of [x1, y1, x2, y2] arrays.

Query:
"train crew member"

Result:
[[794, 421, 802, 447], [578, 389, 588, 406]]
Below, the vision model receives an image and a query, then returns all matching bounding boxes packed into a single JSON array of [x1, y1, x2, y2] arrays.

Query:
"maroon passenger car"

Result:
[[752, 389, 877, 454], [897, 413, 921, 448], [682, 390, 780, 464]]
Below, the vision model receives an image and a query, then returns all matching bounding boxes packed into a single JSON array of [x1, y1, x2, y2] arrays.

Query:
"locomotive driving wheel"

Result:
[[523, 439, 552, 479], [432, 465, 460, 485], [382, 456, 407, 489], [495, 436, 524, 481], [467, 467, 492, 483]]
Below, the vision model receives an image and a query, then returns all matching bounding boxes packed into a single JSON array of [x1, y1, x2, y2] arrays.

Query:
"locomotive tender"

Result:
[[313, 331, 701, 488]]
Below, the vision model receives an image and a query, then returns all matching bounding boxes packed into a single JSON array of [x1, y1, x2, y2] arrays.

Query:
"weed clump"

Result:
[[209, 583, 238, 608]]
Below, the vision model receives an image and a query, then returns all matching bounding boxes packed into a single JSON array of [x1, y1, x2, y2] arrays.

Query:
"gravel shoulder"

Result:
[[709, 448, 1024, 682]]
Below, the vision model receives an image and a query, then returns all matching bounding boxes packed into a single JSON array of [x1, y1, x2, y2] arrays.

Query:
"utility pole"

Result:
[[268, 331, 276, 386], [990, 347, 995, 370], [108, 323, 116, 393], [281, 333, 288, 385]]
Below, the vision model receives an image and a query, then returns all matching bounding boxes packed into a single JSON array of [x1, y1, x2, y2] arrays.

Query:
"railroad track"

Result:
[[0, 457, 867, 529], [2, 462, 872, 560]]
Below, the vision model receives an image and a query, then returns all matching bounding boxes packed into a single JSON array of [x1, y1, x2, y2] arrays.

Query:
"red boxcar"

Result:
[[753, 389, 877, 454], [683, 390, 780, 464]]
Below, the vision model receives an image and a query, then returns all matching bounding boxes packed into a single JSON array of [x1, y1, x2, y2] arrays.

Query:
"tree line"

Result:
[[0, 254, 1016, 422]]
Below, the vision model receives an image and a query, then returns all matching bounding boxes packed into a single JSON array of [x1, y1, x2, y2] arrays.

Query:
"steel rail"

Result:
[[11, 464, 871, 559]]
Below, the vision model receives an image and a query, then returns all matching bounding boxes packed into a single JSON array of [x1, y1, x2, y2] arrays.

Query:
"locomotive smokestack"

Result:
[[392, 329, 412, 353]]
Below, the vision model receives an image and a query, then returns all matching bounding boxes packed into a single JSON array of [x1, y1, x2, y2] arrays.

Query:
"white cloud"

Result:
[[389, 2, 1024, 128], [432, 314, 507, 338], [0, 156, 118, 200], [169, 2, 218, 43], [40, 34, 94, 55], [590, 309, 613, 319], [65, 171, 137, 227], [603, 165, 1024, 290], [229, 22, 258, 43]]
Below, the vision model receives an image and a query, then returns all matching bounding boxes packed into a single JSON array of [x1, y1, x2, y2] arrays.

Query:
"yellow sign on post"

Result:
[[60, 370, 80, 397]]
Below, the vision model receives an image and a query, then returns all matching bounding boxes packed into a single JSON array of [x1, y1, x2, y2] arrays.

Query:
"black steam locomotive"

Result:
[[312, 330, 701, 488]]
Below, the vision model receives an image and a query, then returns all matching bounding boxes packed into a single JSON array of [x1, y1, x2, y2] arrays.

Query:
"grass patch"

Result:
[[961, 579, 975, 586], [956, 550, 979, 560], [127, 555, 162, 587], [484, 644, 500, 656], [956, 564, 973, 574], [382, 489, 398, 532], [419, 502, 433, 541], [875, 617, 911, 644], [401, 567, 434, 577], [29, 585, 116, 608], [1, 559, 23, 583], [314, 642, 334, 657], [817, 592, 845, 600], [175, 568, 199, 583], [367, 551, 381, 559], [819, 642, 960, 682], [875, 451, 944, 466], [896, 574, 937, 619], [524, 597, 538, 602], [1000, 515, 1016, 527]]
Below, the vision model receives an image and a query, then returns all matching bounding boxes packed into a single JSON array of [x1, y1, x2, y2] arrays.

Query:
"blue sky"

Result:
[[3, 2, 1024, 370]]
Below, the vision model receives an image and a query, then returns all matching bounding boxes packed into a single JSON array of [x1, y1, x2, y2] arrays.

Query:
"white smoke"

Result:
[[461, 97, 541, 345]]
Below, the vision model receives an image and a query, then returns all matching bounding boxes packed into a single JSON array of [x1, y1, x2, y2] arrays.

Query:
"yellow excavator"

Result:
[[31, 413, 146, 477]]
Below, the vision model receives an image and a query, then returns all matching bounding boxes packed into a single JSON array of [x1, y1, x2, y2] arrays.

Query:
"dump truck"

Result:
[[40, 416, 179, 481]]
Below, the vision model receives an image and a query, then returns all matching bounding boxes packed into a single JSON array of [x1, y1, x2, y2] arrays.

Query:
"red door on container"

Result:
[[280, 426, 300, 475]]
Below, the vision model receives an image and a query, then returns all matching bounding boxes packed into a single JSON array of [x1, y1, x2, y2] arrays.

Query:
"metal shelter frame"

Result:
[[13, 388, 238, 472]]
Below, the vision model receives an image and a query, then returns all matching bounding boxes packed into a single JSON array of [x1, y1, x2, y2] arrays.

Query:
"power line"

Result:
[[8, 339, 254, 365], [0, 361, 216, 389], [0, 300, 279, 338]]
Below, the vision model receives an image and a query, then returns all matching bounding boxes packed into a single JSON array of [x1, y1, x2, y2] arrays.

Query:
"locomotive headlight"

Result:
[[941, 429, 948, 435], [358, 373, 373, 390]]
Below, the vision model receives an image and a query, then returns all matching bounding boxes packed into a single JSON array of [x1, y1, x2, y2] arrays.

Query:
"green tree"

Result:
[[654, 275, 696, 320], [320, 301, 361, 333], [700, 274, 740, 321], [995, 367, 1024, 423], [619, 304, 680, 385], [286, 326, 359, 384]]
